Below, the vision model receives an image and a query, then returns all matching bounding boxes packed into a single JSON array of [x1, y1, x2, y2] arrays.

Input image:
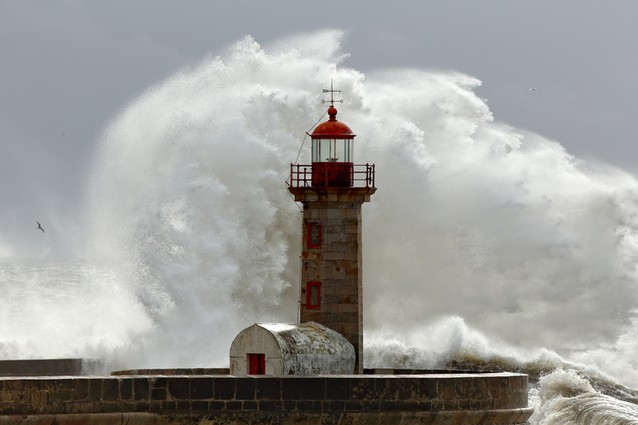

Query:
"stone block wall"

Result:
[[0, 359, 102, 377], [291, 187, 375, 373], [0, 373, 532, 424]]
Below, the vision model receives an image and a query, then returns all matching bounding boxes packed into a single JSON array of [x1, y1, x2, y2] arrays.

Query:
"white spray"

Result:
[[86, 29, 638, 376]]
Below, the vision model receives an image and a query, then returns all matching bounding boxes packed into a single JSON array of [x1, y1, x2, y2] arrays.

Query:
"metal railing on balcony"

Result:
[[289, 163, 375, 189]]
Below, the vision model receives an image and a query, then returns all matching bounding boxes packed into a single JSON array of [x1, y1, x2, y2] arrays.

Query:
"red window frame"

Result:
[[247, 353, 266, 375], [306, 281, 321, 309], [306, 222, 322, 249]]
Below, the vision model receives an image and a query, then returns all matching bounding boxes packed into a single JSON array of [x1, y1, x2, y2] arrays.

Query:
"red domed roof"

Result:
[[310, 106, 356, 139]]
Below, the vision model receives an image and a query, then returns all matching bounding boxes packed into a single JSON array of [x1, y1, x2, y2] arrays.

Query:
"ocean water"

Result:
[[2, 30, 638, 423]]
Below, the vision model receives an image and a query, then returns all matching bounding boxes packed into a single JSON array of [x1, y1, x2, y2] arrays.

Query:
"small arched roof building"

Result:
[[229, 322, 355, 376]]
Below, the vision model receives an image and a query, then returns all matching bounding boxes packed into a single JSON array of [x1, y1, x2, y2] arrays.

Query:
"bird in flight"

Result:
[[36, 221, 45, 233]]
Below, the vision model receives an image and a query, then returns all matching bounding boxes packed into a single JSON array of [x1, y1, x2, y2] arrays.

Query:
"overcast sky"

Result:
[[2, 0, 638, 255]]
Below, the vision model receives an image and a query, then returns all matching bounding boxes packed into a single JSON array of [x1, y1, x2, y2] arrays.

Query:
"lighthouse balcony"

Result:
[[289, 163, 375, 189]]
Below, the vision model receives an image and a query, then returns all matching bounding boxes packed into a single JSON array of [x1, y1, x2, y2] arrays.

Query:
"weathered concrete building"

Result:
[[229, 322, 355, 376]]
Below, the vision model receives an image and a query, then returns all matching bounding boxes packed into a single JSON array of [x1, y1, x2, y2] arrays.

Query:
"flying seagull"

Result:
[[36, 221, 45, 233]]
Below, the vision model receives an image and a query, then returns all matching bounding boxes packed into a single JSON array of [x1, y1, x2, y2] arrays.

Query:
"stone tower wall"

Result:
[[290, 188, 374, 373]]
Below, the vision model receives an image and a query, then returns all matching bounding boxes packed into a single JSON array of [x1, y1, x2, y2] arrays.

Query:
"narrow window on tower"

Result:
[[307, 222, 322, 249], [306, 281, 321, 309]]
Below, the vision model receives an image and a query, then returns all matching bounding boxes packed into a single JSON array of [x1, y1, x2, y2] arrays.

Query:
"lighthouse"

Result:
[[288, 86, 376, 373]]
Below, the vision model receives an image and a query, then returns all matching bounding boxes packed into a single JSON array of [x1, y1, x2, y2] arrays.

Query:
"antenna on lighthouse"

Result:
[[322, 80, 343, 106]]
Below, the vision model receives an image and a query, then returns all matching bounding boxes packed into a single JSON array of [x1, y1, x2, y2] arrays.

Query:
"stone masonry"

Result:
[[0, 373, 532, 424], [289, 187, 375, 374]]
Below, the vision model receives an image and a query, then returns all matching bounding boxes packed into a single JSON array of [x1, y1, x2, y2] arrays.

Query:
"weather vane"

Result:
[[322, 80, 343, 107]]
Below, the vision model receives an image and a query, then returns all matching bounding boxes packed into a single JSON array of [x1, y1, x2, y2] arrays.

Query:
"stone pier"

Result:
[[0, 372, 532, 424]]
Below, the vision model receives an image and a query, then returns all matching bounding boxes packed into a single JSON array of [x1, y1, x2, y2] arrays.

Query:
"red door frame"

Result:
[[247, 353, 265, 375]]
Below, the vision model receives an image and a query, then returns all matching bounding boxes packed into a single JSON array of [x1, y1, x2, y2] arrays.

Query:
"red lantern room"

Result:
[[310, 105, 355, 187], [289, 84, 375, 190]]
